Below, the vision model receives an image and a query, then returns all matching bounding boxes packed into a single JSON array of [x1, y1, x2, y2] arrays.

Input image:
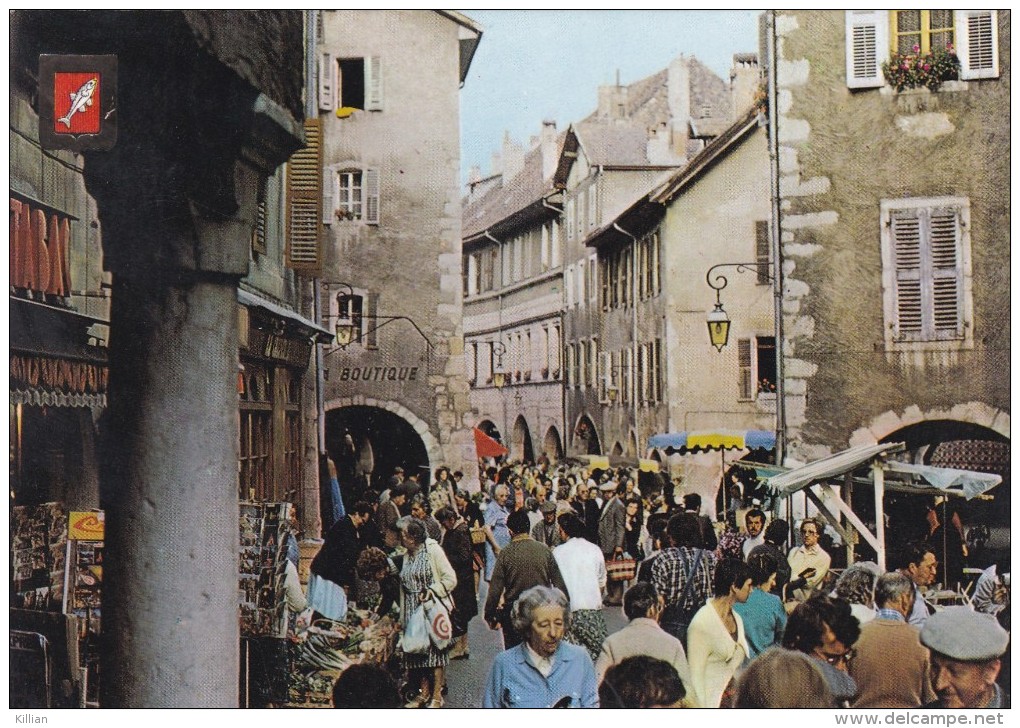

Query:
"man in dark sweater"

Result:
[[484, 508, 570, 649]]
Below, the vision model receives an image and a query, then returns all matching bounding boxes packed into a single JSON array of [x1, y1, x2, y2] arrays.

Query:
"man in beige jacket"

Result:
[[594, 581, 695, 706]]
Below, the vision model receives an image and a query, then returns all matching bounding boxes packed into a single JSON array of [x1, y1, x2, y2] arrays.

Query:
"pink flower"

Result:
[[913, 44, 920, 53], [902, 62, 910, 70], [923, 64, 931, 71]]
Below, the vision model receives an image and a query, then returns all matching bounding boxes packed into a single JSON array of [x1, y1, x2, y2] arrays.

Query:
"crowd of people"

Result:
[[298, 456, 1010, 709]]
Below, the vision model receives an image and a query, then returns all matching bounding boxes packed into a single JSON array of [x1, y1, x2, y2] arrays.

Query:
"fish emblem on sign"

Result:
[[57, 77, 98, 129], [53, 73, 100, 134], [39, 55, 116, 151]]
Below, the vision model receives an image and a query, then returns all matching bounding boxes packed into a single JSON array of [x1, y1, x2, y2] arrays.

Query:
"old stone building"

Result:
[[312, 10, 482, 487], [771, 11, 1009, 547], [464, 55, 744, 465], [589, 97, 772, 507]]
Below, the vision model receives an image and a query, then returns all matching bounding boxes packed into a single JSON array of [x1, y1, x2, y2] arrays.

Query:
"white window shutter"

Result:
[[366, 56, 383, 111], [318, 52, 335, 111], [845, 10, 889, 89], [891, 209, 924, 338], [929, 208, 964, 338], [956, 11, 999, 80], [737, 339, 752, 400], [322, 169, 335, 225], [363, 167, 380, 225]]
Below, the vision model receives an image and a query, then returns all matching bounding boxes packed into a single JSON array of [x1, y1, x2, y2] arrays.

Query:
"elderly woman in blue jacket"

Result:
[[482, 585, 599, 708]]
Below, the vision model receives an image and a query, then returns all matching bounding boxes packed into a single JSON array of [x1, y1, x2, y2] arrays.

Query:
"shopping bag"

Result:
[[422, 589, 454, 650], [606, 554, 637, 582], [398, 603, 431, 654], [470, 527, 488, 545]]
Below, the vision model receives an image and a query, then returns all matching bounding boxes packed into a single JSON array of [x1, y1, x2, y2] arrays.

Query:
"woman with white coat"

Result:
[[686, 558, 752, 708]]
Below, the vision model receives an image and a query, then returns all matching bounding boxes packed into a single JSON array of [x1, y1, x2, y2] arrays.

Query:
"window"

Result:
[[549, 220, 561, 268], [755, 221, 771, 285], [576, 263, 585, 306], [565, 265, 575, 307], [338, 170, 363, 220], [737, 337, 777, 401], [466, 342, 477, 384], [589, 338, 599, 389], [578, 340, 588, 387], [880, 197, 972, 348], [587, 184, 598, 229], [587, 255, 598, 304], [239, 363, 301, 502], [329, 286, 378, 348], [846, 11, 999, 88], [891, 10, 954, 55], [319, 54, 383, 112], [652, 338, 662, 403], [325, 164, 380, 225]]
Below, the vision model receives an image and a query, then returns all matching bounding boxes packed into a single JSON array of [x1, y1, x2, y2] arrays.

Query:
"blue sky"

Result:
[[459, 10, 763, 185]]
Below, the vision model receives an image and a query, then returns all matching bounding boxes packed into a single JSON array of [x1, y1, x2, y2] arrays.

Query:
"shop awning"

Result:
[[638, 458, 661, 473], [648, 429, 775, 454], [473, 427, 508, 459], [767, 442, 903, 496], [884, 461, 1002, 500], [237, 288, 333, 343]]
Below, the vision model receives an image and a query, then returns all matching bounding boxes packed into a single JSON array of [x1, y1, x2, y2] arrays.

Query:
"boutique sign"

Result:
[[338, 366, 419, 382]]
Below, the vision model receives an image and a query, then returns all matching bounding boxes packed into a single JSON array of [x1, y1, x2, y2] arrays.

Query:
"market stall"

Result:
[[286, 608, 399, 707], [10, 502, 102, 707], [762, 443, 1001, 577]]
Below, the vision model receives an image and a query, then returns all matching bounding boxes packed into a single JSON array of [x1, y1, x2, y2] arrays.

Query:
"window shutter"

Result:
[[322, 169, 334, 225], [755, 220, 770, 284], [365, 56, 383, 111], [364, 291, 379, 348], [891, 209, 924, 338], [929, 208, 963, 338], [599, 351, 609, 400], [252, 198, 267, 255], [285, 118, 323, 274], [737, 339, 752, 400], [588, 184, 597, 229], [363, 167, 380, 225], [845, 10, 889, 89], [318, 52, 336, 111], [956, 11, 998, 80]]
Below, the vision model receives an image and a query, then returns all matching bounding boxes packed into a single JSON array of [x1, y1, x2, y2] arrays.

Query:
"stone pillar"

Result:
[[99, 271, 241, 707], [39, 13, 307, 706]]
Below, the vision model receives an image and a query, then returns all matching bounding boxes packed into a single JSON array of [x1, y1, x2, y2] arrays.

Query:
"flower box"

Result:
[[882, 45, 960, 92]]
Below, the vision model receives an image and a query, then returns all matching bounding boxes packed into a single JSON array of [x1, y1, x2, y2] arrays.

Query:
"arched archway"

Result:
[[868, 419, 1010, 578], [611, 442, 624, 457], [572, 414, 602, 456], [511, 415, 535, 464], [542, 426, 564, 463], [626, 431, 638, 459], [476, 418, 503, 444], [324, 397, 443, 493]]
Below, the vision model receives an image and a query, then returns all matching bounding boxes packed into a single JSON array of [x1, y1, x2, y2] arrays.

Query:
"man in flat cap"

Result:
[[599, 480, 627, 606], [531, 499, 563, 548], [920, 606, 1010, 709]]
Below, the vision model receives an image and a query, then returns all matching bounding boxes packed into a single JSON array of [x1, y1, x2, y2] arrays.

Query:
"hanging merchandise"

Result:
[[238, 501, 292, 638], [11, 502, 68, 611]]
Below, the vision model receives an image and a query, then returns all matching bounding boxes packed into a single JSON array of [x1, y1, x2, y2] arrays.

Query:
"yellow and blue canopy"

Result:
[[648, 429, 775, 454]]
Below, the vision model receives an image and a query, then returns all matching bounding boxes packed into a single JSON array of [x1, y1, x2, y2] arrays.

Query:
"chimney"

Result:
[[667, 55, 691, 157], [730, 52, 761, 117], [597, 70, 629, 121], [540, 119, 558, 181], [646, 122, 678, 165], [502, 130, 525, 181], [469, 165, 481, 185], [490, 150, 502, 177]]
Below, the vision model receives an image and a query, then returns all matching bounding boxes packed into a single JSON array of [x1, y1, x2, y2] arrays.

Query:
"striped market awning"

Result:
[[648, 429, 776, 454]]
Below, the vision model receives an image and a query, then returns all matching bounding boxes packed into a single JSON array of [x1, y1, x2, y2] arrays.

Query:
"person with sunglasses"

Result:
[[787, 518, 831, 602], [782, 594, 861, 706]]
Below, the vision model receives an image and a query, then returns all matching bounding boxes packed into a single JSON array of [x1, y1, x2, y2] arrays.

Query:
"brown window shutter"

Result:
[[286, 118, 323, 275]]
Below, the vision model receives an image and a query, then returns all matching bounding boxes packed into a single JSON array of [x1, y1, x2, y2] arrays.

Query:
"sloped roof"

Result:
[[462, 134, 562, 240], [574, 123, 652, 167]]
